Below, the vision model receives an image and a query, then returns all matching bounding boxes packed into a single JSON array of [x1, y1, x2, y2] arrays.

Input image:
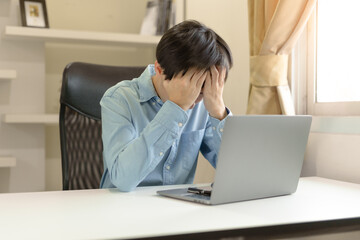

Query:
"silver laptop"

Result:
[[157, 115, 312, 205]]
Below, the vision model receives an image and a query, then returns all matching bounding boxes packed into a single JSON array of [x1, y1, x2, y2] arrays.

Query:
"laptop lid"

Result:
[[209, 115, 312, 205], [157, 115, 312, 205]]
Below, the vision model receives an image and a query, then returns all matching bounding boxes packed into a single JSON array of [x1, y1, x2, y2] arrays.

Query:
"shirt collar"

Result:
[[138, 64, 158, 103]]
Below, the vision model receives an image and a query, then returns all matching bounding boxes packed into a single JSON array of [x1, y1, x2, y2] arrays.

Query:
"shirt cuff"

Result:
[[209, 107, 232, 136], [152, 100, 189, 135]]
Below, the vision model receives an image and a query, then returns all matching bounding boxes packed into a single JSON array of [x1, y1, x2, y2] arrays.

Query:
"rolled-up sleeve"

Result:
[[200, 107, 232, 168]]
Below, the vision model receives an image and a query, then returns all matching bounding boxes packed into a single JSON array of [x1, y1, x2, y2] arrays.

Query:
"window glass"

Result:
[[317, 0, 360, 102]]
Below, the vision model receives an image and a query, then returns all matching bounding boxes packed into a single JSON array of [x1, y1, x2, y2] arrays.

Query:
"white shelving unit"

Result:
[[0, 69, 16, 80], [3, 26, 161, 46], [1, 27, 160, 125], [3, 114, 58, 124], [1, 27, 159, 125], [0, 157, 16, 167]]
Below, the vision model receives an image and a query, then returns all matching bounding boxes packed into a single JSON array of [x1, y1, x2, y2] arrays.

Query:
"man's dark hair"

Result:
[[156, 20, 233, 80]]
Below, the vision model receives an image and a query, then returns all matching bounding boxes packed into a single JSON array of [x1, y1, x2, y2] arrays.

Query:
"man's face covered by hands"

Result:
[[158, 63, 227, 120]]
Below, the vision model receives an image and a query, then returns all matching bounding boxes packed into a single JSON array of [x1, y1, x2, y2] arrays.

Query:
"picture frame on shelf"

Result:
[[19, 0, 49, 28]]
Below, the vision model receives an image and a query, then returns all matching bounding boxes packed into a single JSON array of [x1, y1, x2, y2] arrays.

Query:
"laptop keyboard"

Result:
[[186, 193, 211, 200]]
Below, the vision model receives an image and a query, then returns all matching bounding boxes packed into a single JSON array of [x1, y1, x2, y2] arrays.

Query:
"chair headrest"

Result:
[[60, 62, 145, 120]]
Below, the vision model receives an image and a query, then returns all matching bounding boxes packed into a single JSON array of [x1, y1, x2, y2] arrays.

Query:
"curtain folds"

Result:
[[247, 0, 317, 115]]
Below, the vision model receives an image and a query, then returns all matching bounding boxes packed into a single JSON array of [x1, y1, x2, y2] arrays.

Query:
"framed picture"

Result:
[[19, 0, 49, 28]]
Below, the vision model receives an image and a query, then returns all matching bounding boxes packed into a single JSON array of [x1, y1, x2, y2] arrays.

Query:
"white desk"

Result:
[[0, 177, 360, 240]]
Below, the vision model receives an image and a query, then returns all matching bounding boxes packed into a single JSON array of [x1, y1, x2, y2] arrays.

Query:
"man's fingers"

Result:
[[218, 66, 226, 85], [191, 68, 206, 83], [184, 68, 197, 80], [210, 66, 219, 85], [172, 70, 185, 81], [196, 71, 207, 89], [204, 70, 212, 89], [162, 79, 171, 88]]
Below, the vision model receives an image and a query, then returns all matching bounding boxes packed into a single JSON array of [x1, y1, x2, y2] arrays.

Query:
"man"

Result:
[[100, 20, 233, 191]]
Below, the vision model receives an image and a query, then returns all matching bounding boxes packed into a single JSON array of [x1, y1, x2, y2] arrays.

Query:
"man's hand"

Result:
[[203, 65, 227, 120], [162, 68, 207, 111]]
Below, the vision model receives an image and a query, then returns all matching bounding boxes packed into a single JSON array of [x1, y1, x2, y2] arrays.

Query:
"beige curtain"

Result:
[[247, 0, 317, 115]]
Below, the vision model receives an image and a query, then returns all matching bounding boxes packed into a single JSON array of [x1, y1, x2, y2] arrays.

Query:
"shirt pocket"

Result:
[[178, 129, 205, 170]]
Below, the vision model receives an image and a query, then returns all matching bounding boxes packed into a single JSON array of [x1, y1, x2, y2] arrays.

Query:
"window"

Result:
[[303, 0, 360, 116]]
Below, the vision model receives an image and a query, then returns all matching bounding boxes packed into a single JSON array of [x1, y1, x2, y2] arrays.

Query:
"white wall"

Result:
[[302, 132, 360, 184], [46, 0, 147, 34], [186, 0, 250, 183]]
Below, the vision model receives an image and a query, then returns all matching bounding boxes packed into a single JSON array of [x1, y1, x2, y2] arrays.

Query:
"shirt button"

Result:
[[212, 127, 216, 130], [178, 122, 183, 127], [166, 165, 171, 170], [159, 152, 163, 156], [157, 99, 161, 103], [220, 128, 224, 132], [173, 141, 176, 145], [152, 102, 155, 105]]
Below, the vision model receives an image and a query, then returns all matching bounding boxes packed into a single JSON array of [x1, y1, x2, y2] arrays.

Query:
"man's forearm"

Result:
[[102, 101, 188, 191]]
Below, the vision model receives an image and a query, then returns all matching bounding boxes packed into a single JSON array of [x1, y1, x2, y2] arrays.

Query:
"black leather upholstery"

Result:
[[59, 62, 145, 190]]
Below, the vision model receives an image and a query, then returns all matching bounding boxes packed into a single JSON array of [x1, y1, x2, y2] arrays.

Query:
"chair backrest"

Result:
[[59, 62, 145, 190]]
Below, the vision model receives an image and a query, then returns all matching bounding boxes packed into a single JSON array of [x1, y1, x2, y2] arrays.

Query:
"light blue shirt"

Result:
[[100, 64, 230, 191]]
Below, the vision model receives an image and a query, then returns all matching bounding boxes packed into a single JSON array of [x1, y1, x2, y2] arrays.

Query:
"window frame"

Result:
[[304, 2, 360, 116]]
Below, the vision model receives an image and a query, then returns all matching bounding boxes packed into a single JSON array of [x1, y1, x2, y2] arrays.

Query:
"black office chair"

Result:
[[59, 62, 145, 190]]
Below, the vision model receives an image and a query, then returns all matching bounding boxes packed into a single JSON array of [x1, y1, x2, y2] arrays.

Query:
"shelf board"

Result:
[[0, 69, 16, 80], [3, 114, 58, 124], [0, 157, 16, 167], [3, 26, 161, 46]]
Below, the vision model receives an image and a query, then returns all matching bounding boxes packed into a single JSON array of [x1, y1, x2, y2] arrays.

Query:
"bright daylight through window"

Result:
[[316, 0, 360, 102]]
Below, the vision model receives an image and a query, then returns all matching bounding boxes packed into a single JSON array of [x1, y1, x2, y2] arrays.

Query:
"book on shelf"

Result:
[[140, 0, 175, 36]]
